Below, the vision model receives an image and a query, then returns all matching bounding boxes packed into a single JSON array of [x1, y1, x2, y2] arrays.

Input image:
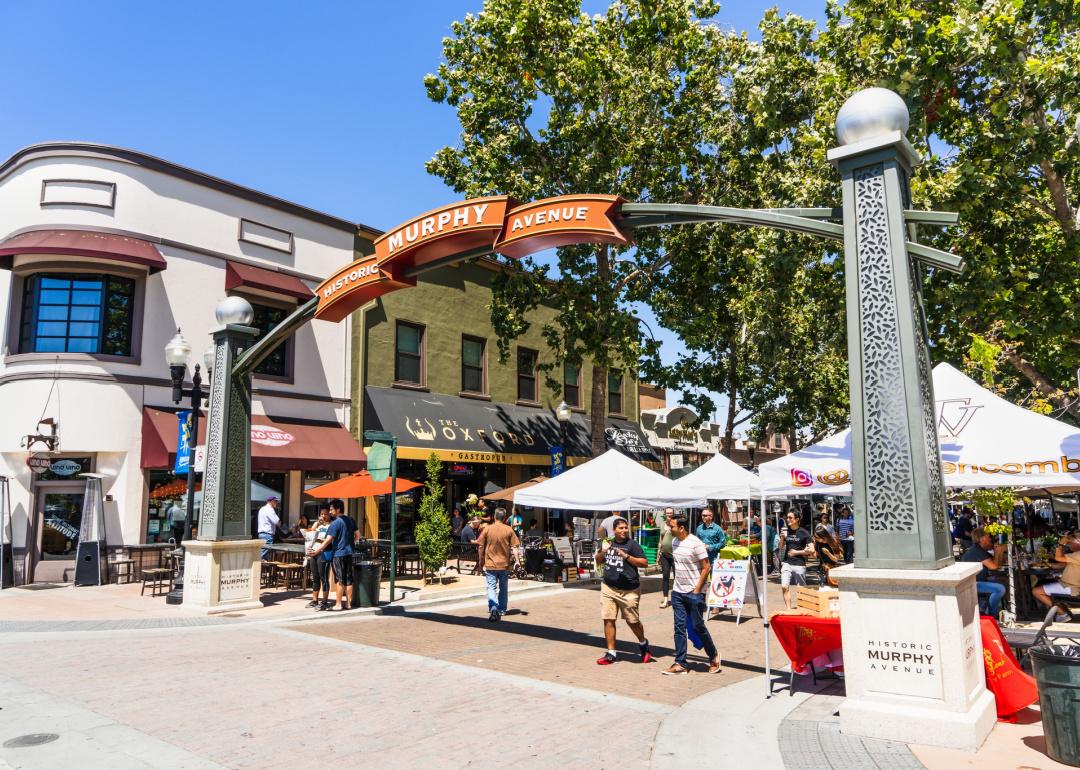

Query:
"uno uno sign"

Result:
[[314, 194, 628, 322], [250, 426, 295, 447]]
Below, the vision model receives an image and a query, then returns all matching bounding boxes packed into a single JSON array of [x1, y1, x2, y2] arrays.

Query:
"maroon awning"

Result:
[[225, 261, 313, 301], [140, 407, 365, 473], [0, 229, 167, 273]]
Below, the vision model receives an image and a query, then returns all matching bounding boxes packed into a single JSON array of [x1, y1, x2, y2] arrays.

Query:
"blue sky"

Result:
[[0, 0, 826, 420]]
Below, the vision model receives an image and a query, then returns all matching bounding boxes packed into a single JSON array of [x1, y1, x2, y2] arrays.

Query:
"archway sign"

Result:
[[196, 88, 996, 750]]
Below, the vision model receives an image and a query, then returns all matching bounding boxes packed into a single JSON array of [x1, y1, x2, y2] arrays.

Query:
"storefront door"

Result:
[[33, 486, 84, 583]]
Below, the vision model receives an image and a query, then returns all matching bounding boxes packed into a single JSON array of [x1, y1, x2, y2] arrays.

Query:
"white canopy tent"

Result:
[[514, 449, 706, 510], [758, 362, 1080, 495], [669, 452, 760, 499]]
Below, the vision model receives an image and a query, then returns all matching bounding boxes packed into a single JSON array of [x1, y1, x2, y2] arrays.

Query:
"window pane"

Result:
[[398, 356, 421, 385], [68, 322, 99, 338], [608, 370, 622, 393], [36, 322, 68, 337], [72, 279, 102, 290], [463, 367, 483, 393], [564, 362, 579, 387], [250, 302, 289, 376], [398, 325, 421, 355], [517, 348, 536, 375], [40, 277, 70, 289], [38, 305, 69, 321], [71, 290, 102, 305], [103, 277, 134, 356], [462, 338, 483, 367], [36, 338, 65, 352], [40, 289, 70, 305], [67, 338, 96, 352], [566, 384, 579, 406]]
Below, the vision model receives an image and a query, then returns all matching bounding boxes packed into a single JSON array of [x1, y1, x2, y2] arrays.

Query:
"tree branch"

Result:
[[1002, 348, 1080, 422]]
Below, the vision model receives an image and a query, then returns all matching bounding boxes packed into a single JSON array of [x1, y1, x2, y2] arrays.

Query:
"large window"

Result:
[[608, 369, 624, 414], [20, 274, 134, 355], [517, 347, 538, 402], [563, 362, 581, 408], [461, 335, 485, 394], [395, 322, 424, 385], [249, 302, 291, 377]]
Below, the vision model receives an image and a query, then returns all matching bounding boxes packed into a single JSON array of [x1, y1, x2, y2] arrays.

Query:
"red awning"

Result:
[[225, 261, 313, 301], [140, 407, 364, 473], [0, 229, 167, 273]]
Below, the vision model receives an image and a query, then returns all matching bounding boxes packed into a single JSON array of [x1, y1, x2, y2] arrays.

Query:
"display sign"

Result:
[[669, 454, 684, 470], [550, 445, 566, 477], [707, 558, 750, 611], [47, 459, 83, 477], [174, 410, 192, 475], [194, 444, 206, 474], [366, 441, 393, 483], [26, 454, 51, 474], [250, 425, 295, 447], [447, 463, 473, 476]]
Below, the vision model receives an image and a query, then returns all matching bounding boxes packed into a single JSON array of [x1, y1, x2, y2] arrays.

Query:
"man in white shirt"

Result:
[[257, 496, 281, 559], [663, 515, 721, 675]]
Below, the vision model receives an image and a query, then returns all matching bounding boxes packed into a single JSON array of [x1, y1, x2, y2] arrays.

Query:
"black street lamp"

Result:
[[556, 400, 572, 454], [744, 438, 758, 470], [163, 329, 206, 605]]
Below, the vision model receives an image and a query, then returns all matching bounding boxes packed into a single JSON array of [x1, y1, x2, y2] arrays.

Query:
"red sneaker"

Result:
[[596, 652, 617, 665], [641, 651, 655, 664]]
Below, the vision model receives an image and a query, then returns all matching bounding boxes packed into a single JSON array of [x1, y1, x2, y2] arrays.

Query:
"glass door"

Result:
[[35, 489, 84, 583]]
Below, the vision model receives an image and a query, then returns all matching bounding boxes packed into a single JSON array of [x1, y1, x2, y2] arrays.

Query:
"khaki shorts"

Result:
[[601, 582, 641, 624]]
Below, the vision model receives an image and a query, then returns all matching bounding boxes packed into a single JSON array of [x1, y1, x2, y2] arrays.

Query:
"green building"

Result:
[[349, 256, 655, 538]]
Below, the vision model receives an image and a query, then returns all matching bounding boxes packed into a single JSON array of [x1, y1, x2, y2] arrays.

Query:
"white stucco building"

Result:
[[0, 143, 376, 583]]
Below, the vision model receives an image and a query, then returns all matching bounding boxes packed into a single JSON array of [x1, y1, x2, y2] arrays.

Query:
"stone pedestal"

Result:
[[181, 539, 262, 614], [833, 562, 995, 750]]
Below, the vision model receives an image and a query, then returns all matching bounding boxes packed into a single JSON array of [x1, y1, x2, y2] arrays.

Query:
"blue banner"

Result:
[[174, 410, 192, 475], [550, 444, 565, 477]]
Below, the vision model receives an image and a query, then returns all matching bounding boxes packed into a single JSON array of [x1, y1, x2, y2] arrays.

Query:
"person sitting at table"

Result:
[[289, 515, 310, 539], [461, 518, 479, 543], [525, 518, 544, 540], [1032, 532, 1080, 622], [960, 527, 1006, 618], [813, 525, 843, 588]]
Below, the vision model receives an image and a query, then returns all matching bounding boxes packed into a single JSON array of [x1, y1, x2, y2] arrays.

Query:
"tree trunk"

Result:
[[1002, 348, 1080, 422], [590, 362, 607, 457], [722, 381, 738, 458]]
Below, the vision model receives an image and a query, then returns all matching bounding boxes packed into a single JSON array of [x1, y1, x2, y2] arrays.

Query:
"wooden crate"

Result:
[[796, 586, 840, 617]]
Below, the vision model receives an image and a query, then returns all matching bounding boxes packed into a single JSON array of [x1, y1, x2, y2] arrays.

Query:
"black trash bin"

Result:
[[1030, 643, 1080, 766], [541, 559, 562, 583], [352, 556, 382, 608]]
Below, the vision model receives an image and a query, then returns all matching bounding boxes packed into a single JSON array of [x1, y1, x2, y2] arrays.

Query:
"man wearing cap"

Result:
[[257, 495, 281, 559]]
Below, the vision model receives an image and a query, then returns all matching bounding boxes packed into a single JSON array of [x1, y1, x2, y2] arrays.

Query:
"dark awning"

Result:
[[141, 407, 364, 472], [364, 386, 658, 466], [0, 229, 167, 272], [225, 261, 313, 301]]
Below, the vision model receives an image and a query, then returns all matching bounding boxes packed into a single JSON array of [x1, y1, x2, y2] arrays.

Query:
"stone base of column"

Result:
[[832, 562, 996, 751], [181, 539, 263, 614]]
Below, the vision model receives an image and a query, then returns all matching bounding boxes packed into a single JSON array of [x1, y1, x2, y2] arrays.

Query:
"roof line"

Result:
[[0, 142, 383, 238]]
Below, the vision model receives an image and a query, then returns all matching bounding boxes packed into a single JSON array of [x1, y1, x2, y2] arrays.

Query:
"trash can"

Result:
[[541, 559, 562, 583], [524, 548, 546, 575], [352, 557, 382, 608], [1030, 643, 1080, 766]]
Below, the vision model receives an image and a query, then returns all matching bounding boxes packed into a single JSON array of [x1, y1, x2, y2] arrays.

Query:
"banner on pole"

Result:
[[174, 411, 192, 475], [550, 445, 565, 476], [707, 558, 750, 611]]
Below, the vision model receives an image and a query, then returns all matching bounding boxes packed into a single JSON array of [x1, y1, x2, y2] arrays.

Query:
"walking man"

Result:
[[658, 508, 676, 609], [256, 495, 281, 560], [780, 510, 813, 608], [596, 517, 654, 665], [477, 508, 519, 621], [663, 515, 721, 675], [311, 499, 354, 611]]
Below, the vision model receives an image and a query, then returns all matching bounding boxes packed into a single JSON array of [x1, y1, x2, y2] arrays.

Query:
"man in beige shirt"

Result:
[[478, 508, 520, 621]]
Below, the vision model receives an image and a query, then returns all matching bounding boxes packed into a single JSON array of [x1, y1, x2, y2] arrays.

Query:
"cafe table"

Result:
[[717, 542, 762, 561]]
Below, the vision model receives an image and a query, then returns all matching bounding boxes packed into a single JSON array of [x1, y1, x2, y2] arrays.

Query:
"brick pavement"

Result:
[[295, 577, 791, 707]]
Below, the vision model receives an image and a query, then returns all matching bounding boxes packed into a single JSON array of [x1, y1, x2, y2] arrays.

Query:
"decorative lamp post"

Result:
[[556, 400, 571, 453], [164, 329, 204, 605], [744, 438, 758, 470]]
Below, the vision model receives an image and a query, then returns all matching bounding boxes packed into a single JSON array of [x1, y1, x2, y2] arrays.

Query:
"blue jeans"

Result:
[[672, 591, 717, 668], [485, 570, 509, 614], [260, 533, 274, 560], [977, 581, 1006, 616]]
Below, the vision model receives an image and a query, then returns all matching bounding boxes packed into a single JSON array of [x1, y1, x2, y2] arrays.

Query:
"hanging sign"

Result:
[[550, 445, 566, 477], [314, 194, 628, 322], [194, 445, 207, 474], [174, 411, 192, 475], [48, 459, 83, 477], [707, 558, 750, 611], [26, 454, 52, 474], [669, 454, 684, 470]]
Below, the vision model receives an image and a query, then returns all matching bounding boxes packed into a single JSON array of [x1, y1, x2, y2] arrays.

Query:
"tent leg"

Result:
[[761, 491, 771, 699]]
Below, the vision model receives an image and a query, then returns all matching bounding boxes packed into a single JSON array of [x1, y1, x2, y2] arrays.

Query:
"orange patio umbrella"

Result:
[[304, 471, 422, 499]]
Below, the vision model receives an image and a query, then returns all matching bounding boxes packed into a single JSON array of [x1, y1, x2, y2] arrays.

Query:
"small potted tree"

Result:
[[415, 453, 453, 585]]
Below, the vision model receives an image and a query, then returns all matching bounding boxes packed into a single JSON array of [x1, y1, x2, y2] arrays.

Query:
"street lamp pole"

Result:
[[744, 438, 758, 470], [164, 329, 204, 605]]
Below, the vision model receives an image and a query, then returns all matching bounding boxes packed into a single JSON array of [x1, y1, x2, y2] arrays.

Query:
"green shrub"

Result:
[[415, 453, 452, 582]]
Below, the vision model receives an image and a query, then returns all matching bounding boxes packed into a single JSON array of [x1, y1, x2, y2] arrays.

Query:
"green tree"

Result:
[[415, 453, 452, 582], [425, 0, 726, 455]]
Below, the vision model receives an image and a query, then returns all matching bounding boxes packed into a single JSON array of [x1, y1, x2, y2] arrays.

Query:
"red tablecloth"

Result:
[[769, 612, 1038, 719], [770, 613, 842, 674]]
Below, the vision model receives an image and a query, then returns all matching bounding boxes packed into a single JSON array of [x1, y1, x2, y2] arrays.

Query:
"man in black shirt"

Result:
[[959, 527, 1005, 617], [596, 517, 654, 666], [780, 511, 814, 609]]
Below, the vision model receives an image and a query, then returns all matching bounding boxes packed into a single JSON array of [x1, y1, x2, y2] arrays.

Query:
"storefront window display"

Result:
[[146, 470, 199, 544]]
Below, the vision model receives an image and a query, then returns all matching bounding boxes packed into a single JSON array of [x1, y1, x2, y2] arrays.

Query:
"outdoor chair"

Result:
[[275, 562, 304, 590], [140, 564, 172, 596], [110, 557, 135, 585]]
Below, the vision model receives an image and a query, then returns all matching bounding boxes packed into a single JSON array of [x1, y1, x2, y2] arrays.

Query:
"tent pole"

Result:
[[762, 490, 771, 698]]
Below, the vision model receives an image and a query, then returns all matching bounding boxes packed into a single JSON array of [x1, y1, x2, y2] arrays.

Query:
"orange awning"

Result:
[[304, 471, 422, 499], [141, 407, 365, 473]]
